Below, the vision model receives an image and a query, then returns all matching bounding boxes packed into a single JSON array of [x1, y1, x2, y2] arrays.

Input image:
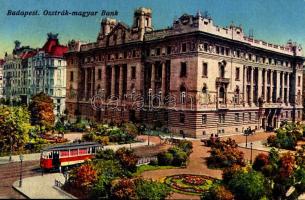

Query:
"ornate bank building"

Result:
[[65, 7, 304, 138]]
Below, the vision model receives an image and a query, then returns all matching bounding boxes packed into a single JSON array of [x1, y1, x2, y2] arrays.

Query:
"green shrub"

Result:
[[135, 178, 171, 200], [82, 132, 96, 142], [96, 136, 110, 145], [157, 152, 174, 166], [177, 140, 193, 155], [228, 170, 267, 200], [96, 149, 116, 160]]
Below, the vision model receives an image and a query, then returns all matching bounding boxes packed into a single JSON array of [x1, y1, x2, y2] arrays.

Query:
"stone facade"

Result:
[[65, 8, 304, 138]]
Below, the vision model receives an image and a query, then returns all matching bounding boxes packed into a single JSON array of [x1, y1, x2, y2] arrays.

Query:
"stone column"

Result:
[[84, 68, 87, 100], [161, 62, 166, 101], [258, 68, 262, 99], [281, 72, 284, 100], [111, 65, 115, 97], [250, 67, 254, 105], [101, 65, 107, 93], [276, 70, 280, 101], [242, 65, 246, 104], [287, 73, 290, 104], [270, 70, 273, 102], [151, 63, 155, 94], [119, 65, 124, 99], [92, 68, 95, 97], [263, 69, 267, 100]]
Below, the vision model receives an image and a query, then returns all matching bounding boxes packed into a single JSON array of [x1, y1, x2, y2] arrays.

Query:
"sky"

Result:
[[1, 0, 305, 58]]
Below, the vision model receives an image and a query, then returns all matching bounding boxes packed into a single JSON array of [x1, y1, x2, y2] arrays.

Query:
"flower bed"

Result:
[[164, 174, 214, 195]]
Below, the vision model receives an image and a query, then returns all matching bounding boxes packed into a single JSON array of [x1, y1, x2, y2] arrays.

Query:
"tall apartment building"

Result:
[[65, 8, 304, 138], [3, 34, 67, 116], [3, 41, 34, 102], [32, 33, 68, 115], [0, 59, 4, 98]]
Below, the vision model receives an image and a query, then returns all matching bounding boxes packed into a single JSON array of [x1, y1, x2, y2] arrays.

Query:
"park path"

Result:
[[141, 131, 274, 199]]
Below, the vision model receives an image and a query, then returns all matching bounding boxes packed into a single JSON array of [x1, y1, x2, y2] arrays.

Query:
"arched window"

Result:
[[202, 83, 208, 94], [220, 65, 225, 78], [234, 86, 240, 104], [219, 86, 225, 104], [201, 83, 209, 104], [180, 84, 187, 104]]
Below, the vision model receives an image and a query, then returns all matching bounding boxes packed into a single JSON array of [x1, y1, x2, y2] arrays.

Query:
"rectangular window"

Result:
[[218, 114, 225, 123], [235, 113, 239, 122], [216, 46, 220, 54], [202, 114, 207, 124], [236, 50, 240, 58], [180, 62, 187, 77], [221, 47, 225, 55], [124, 51, 127, 58], [204, 43, 208, 52], [132, 50, 136, 57], [202, 62, 208, 77], [70, 71, 74, 81], [98, 69, 102, 80], [167, 46, 171, 54], [182, 43, 187, 52], [249, 112, 252, 121], [180, 113, 185, 123], [225, 48, 230, 56], [131, 66, 136, 79], [248, 54, 252, 61], [156, 48, 161, 56], [235, 67, 240, 80]]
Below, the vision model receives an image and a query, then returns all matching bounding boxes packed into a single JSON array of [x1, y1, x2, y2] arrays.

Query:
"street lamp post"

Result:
[[245, 133, 248, 148], [9, 136, 13, 162], [147, 128, 150, 146], [19, 154, 24, 187], [250, 142, 253, 164]]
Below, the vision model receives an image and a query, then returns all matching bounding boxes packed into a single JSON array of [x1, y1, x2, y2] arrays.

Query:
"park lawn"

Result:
[[133, 164, 178, 176]]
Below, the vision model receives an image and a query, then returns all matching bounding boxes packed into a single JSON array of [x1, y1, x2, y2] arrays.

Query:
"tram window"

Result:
[[92, 147, 96, 154], [88, 147, 91, 154], [49, 152, 53, 159], [79, 148, 87, 155]]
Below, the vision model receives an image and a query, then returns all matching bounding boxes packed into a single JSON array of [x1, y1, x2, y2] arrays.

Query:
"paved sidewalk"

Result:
[[12, 173, 74, 199], [0, 153, 40, 165]]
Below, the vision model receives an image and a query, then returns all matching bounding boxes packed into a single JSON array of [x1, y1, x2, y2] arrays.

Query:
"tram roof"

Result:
[[42, 142, 102, 151]]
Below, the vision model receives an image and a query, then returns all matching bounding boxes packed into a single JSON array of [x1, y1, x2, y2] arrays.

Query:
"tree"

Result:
[[69, 163, 97, 192], [29, 92, 55, 130], [115, 147, 138, 173], [0, 106, 32, 152], [227, 170, 267, 200], [91, 160, 125, 199], [110, 178, 136, 200], [207, 138, 245, 168], [135, 178, 171, 200], [251, 148, 305, 200]]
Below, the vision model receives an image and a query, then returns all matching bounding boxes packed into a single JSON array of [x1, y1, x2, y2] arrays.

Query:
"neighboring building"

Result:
[[0, 59, 4, 98], [32, 33, 68, 116], [3, 41, 34, 102], [65, 8, 304, 138], [3, 34, 67, 116]]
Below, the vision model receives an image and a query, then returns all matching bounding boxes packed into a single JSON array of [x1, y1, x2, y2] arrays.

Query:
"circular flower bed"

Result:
[[164, 174, 214, 195]]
